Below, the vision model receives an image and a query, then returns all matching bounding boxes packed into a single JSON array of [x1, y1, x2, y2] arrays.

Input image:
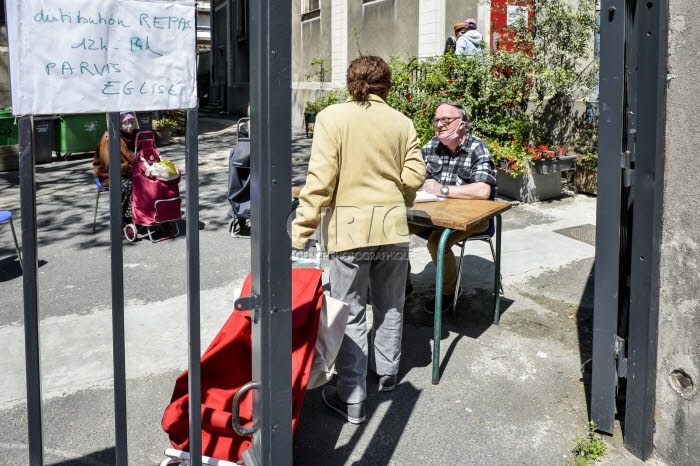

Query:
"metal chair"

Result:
[[453, 187, 504, 319], [92, 177, 109, 232], [0, 210, 22, 270]]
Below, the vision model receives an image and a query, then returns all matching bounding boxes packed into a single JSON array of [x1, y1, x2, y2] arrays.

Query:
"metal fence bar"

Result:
[[19, 115, 44, 466], [624, 0, 668, 459], [185, 108, 202, 466], [591, 0, 625, 435], [107, 112, 128, 465], [247, 0, 293, 463]]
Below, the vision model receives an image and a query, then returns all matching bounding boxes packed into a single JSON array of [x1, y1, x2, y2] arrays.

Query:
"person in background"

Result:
[[93, 112, 137, 223], [444, 22, 466, 54], [292, 56, 426, 424], [456, 18, 486, 57], [407, 101, 496, 314]]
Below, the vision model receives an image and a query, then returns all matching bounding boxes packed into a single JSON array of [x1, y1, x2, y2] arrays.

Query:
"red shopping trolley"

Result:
[[123, 131, 182, 243], [161, 268, 324, 465]]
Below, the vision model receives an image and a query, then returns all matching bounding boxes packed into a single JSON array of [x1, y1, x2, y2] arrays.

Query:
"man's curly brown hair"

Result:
[[346, 56, 392, 100]]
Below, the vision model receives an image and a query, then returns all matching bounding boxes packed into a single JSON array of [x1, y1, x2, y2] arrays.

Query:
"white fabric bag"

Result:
[[307, 292, 349, 390]]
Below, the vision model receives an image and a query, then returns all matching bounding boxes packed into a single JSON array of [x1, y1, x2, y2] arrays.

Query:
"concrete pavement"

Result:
[[0, 118, 664, 465]]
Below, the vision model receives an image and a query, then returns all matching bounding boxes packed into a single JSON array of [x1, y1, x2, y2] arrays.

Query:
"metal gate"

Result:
[[17, 0, 293, 464], [591, 0, 668, 460]]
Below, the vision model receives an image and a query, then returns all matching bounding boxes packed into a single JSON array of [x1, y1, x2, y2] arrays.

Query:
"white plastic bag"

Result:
[[307, 292, 350, 390], [142, 157, 179, 181]]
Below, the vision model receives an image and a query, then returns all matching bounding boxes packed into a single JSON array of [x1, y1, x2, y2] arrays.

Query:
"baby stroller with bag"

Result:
[[123, 131, 182, 243], [227, 118, 251, 237]]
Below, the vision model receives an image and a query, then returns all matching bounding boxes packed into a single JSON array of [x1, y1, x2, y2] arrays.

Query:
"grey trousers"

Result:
[[329, 243, 409, 404]]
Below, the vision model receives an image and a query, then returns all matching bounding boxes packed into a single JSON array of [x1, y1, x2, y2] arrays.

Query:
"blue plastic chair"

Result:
[[0, 210, 22, 270], [453, 187, 504, 316], [92, 177, 109, 232]]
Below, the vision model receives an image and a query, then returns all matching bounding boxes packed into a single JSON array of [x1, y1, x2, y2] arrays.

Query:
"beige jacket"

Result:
[[292, 94, 426, 253]]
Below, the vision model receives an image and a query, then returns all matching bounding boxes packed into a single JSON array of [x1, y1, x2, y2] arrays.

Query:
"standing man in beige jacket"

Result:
[[292, 56, 426, 424]]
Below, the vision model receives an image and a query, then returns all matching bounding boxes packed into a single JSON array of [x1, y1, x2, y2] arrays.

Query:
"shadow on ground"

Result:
[[0, 257, 48, 282], [47, 447, 116, 466], [294, 379, 422, 465], [576, 261, 595, 421], [295, 254, 515, 463]]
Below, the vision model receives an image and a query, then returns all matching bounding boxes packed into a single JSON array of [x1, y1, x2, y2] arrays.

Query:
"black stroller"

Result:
[[227, 118, 251, 237]]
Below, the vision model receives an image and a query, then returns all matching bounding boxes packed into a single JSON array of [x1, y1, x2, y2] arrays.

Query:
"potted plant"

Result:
[[486, 138, 577, 203], [151, 117, 178, 146], [575, 151, 598, 195], [302, 90, 346, 138], [571, 113, 599, 195], [303, 97, 325, 138]]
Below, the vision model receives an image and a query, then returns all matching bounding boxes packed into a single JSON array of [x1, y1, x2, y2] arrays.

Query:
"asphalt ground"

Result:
[[0, 118, 665, 465]]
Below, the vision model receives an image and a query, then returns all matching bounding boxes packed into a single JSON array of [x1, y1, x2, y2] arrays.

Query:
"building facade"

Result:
[[212, 0, 487, 125]]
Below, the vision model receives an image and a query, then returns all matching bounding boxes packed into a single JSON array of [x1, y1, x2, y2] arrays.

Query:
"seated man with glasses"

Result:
[[408, 101, 496, 314]]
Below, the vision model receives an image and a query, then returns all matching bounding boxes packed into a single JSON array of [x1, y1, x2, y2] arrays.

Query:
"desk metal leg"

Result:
[[494, 214, 502, 324], [433, 228, 452, 385]]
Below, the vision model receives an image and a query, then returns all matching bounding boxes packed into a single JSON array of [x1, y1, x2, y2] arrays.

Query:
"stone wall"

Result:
[[654, 0, 700, 464]]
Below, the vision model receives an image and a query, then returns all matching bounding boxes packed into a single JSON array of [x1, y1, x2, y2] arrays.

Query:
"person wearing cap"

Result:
[[444, 22, 466, 55], [93, 112, 138, 222], [456, 18, 486, 57]]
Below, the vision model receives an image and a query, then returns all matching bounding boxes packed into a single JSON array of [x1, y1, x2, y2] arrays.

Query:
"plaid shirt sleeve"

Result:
[[465, 137, 497, 186], [421, 138, 441, 182]]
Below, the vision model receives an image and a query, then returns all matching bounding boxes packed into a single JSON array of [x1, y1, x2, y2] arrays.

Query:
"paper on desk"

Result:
[[413, 190, 445, 203]]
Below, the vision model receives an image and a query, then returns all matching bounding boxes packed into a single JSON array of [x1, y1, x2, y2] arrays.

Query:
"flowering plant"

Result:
[[486, 138, 568, 177]]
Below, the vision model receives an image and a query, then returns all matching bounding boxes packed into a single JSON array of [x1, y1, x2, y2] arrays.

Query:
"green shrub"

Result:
[[386, 0, 598, 174], [571, 421, 607, 465], [152, 118, 178, 131]]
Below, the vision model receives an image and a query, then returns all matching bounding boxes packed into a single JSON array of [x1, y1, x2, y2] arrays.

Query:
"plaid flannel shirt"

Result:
[[422, 135, 496, 187]]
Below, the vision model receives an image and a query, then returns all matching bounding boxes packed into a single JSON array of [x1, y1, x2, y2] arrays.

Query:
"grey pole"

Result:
[[107, 112, 128, 465], [624, 0, 668, 458], [591, 0, 625, 435], [19, 115, 43, 466], [246, 0, 293, 463], [186, 108, 202, 466]]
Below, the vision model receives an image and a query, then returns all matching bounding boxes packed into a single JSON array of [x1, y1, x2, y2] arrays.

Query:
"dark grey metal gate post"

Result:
[[19, 116, 43, 466], [185, 109, 203, 466], [624, 0, 668, 458], [593, 0, 669, 459], [246, 0, 293, 463], [107, 112, 129, 466], [591, 0, 626, 435]]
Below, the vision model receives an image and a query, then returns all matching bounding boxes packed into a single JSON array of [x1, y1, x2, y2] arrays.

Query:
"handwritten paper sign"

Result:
[[6, 0, 197, 115]]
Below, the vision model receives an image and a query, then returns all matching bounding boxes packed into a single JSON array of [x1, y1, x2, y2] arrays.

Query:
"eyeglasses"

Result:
[[432, 116, 460, 127]]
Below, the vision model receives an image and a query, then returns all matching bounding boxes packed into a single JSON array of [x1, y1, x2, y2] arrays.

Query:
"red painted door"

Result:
[[490, 0, 534, 51]]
